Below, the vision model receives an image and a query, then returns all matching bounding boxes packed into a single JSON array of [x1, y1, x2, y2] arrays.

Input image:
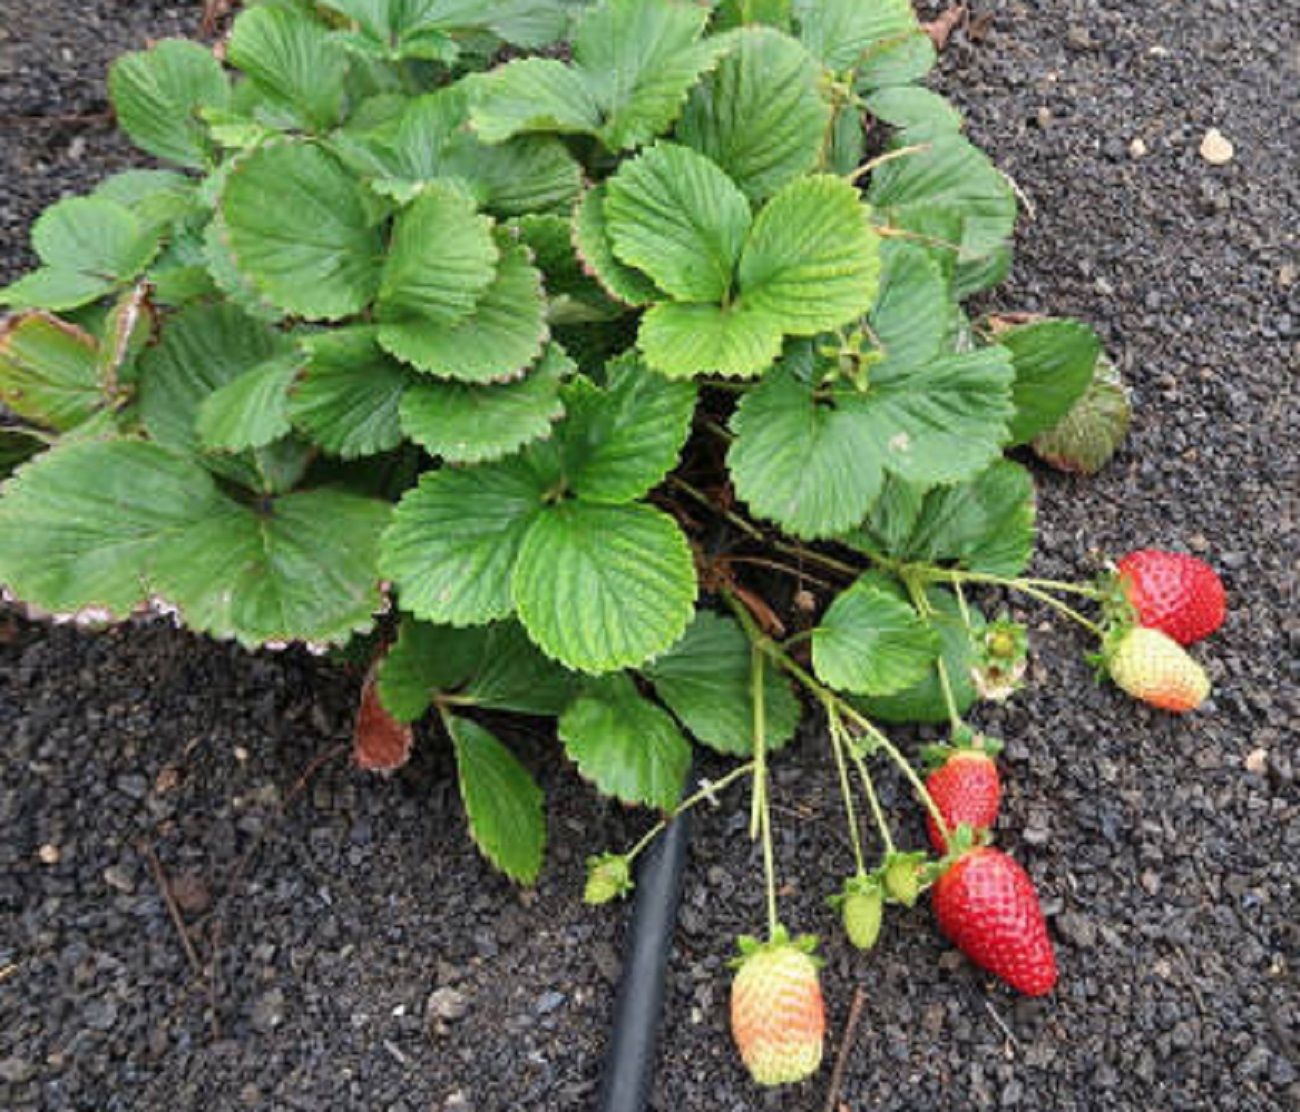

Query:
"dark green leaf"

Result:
[[998, 318, 1103, 444]]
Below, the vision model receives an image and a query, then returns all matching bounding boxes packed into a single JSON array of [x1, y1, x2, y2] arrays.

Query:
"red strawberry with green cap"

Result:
[[923, 737, 1003, 853], [932, 847, 1057, 996], [729, 928, 825, 1086], [1104, 626, 1210, 713], [1114, 549, 1226, 645]]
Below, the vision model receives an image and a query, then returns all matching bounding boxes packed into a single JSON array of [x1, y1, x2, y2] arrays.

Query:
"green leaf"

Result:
[[1, 197, 160, 312], [557, 673, 690, 809], [713, 0, 792, 31], [848, 460, 1036, 578], [727, 362, 884, 538], [997, 319, 1103, 444], [557, 354, 697, 502], [468, 58, 603, 144], [572, 185, 662, 307], [108, 39, 230, 168], [605, 143, 752, 303], [513, 213, 622, 322], [574, 0, 724, 151], [1031, 353, 1131, 475], [512, 501, 696, 674], [811, 578, 940, 696], [288, 327, 410, 459], [677, 27, 829, 202], [202, 213, 283, 322], [138, 302, 291, 458], [380, 455, 551, 625], [864, 86, 962, 138], [638, 301, 784, 379], [196, 352, 302, 452], [853, 577, 982, 724], [0, 311, 102, 431], [227, 5, 348, 130], [0, 270, 116, 313], [448, 716, 547, 883], [375, 185, 500, 362], [643, 611, 800, 755], [796, 0, 934, 89], [400, 342, 569, 463], [445, 134, 583, 217], [839, 346, 1016, 486], [0, 440, 228, 618], [149, 489, 389, 646], [381, 239, 547, 382], [220, 143, 384, 319], [376, 617, 487, 722], [869, 239, 954, 374], [459, 621, 579, 715], [738, 175, 880, 333], [868, 133, 1016, 266]]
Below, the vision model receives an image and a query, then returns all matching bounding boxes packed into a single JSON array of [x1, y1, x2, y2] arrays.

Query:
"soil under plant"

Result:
[[2, 1, 1298, 1110]]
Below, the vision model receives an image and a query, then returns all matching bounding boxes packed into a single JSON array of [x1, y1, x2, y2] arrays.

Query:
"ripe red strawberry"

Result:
[[932, 847, 1057, 996], [1105, 626, 1210, 713], [925, 747, 1002, 853], [1116, 549, 1226, 645], [729, 931, 825, 1086]]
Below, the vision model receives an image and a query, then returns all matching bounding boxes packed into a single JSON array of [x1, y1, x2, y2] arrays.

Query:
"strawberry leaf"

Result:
[[643, 611, 801, 756], [380, 454, 553, 626], [289, 328, 410, 460], [998, 318, 1104, 444], [381, 239, 547, 382], [638, 302, 784, 380], [605, 143, 752, 303], [376, 618, 488, 722], [219, 144, 384, 320], [572, 185, 662, 307], [400, 342, 569, 463], [795, 0, 935, 88], [108, 40, 229, 169], [0, 312, 102, 431], [512, 501, 696, 673], [196, 352, 302, 453], [811, 578, 940, 696], [737, 175, 881, 334], [1032, 353, 1131, 474], [557, 355, 696, 502], [558, 673, 690, 809], [677, 26, 830, 202], [869, 240, 955, 374], [227, 5, 348, 131], [448, 716, 546, 884]]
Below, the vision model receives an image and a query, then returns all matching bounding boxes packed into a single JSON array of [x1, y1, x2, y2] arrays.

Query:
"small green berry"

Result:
[[584, 853, 632, 905]]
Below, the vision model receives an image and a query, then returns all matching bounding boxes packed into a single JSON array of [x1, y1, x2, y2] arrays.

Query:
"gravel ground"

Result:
[[2, 2, 1297, 1110]]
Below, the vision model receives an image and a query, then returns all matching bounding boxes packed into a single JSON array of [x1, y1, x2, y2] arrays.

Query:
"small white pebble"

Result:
[[233, 745, 250, 763], [1244, 747, 1268, 775], [1199, 127, 1234, 165], [1128, 137, 1148, 159], [38, 844, 61, 865]]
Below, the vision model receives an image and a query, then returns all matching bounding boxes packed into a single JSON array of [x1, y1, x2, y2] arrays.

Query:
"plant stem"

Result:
[[904, 577, 962, 731], [844, 142, 931, 185], [848, 746, 895, 856], [751, 646, 780, 939], [668, 475, 763, 542], [825, 708, 867, 875], [919, 568, 1105, 636], [724, 592, 952, 848], [623, 761, 757, 863]]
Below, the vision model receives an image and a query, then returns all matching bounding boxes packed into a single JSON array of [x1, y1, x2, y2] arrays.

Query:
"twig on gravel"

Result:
[[0, 963, 18, 984], [824, 984, 868, 1112], [138, 839, 203, 979], [201, 0, 237, 36], [983, 998, 1020, 1050]]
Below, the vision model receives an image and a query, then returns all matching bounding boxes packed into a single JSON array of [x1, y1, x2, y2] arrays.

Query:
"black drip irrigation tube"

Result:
[[595, 770, 696, 1112]]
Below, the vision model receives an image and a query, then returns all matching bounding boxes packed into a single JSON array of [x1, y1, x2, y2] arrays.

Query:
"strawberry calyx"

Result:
[[920, 730, 1004, 773], [730, 925, 822, 969], [881, 850, 930, 907]]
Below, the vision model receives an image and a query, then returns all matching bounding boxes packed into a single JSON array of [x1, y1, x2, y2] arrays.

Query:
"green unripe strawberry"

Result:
[[842, 882, 883, 950], [882, 851, 928, 907], [583, 853, 632, 904]]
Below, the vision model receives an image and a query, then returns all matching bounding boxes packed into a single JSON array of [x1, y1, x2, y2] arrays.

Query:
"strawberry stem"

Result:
[[920, 568, 1105, 636], [751, 645, 780, 940], [847, 740, 896, 857], [825, 707, 868, 875], [903, 576, 963, 731], [623, 762, 757, 865]]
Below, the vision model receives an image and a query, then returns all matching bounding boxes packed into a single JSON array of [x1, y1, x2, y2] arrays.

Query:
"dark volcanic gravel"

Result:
[[2, 2, 1298, 1110]]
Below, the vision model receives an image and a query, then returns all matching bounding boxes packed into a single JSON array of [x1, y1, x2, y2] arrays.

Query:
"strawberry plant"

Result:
[[0, 0, 1229, 1089]]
